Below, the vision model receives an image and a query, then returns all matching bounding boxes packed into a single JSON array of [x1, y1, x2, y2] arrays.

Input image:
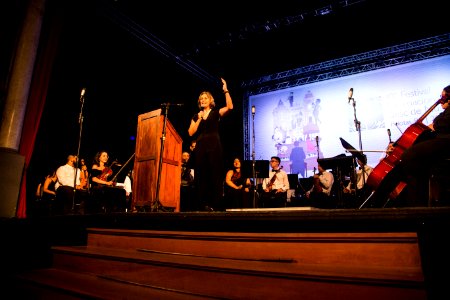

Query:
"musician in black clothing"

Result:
[[399, 85, 450, 206], [89, 151, 126, 213], [260, 156, 290, 208], [180, 150, 196, 211], [224, 157, 252, 209]]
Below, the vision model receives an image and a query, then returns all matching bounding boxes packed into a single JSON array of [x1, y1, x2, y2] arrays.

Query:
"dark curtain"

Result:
[[16, 3, 62, 218]]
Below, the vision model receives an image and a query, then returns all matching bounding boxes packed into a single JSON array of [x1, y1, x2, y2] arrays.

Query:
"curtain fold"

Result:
[[16, 6, 62, 218]]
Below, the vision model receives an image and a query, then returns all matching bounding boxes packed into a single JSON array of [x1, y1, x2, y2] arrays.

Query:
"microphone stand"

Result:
[[152, 105, 170, 212], [251, 106, 257, 208], [72, 90, 86, 213], [315, 136, 320, 159], [349, 94, 367, 207]]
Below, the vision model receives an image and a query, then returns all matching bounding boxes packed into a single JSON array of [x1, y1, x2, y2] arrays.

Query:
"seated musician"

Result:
[[260, 156, 289, 208], [89, 151, 126, 213], [343, 154, 373, 206], [224, 157, 252, 209], [180, 150, 196, 211], [398, 85, 450, 206], [305, 161, 334, 208], [55, 154, 86, 215]]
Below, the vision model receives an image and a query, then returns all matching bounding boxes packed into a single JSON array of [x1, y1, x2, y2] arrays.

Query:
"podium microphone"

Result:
[[348, 88, 353, 103], [251, 105, 255, 116]]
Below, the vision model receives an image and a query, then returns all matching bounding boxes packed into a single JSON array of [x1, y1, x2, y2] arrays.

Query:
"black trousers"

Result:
[[89, 186, 127, 213], [260, 190, 287, 208], [55, 186, 87, 215]]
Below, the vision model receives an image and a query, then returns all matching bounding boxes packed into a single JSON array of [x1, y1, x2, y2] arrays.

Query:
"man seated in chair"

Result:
[[260, 156, 289, 208], [305, 161, 334, 208]]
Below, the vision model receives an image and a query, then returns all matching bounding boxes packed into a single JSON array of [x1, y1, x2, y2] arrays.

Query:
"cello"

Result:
[[364, 98, 442, 207]]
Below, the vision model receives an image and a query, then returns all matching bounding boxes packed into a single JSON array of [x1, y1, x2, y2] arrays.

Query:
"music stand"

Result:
[[242, 160, 269, 179], [318, 154, 355, 208], [339, 137, 365, 162]]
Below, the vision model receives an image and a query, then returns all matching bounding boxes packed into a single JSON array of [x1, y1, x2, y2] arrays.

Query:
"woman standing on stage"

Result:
[[188, 78, 234, 211]]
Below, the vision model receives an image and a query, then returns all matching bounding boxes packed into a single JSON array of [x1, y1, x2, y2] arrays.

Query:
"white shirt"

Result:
[[55, 164, 81, 190], [346, 164, 373, 190], [307, 170, 334, 196], [262, 169, 290, 192], [116, 175, 132, 196]]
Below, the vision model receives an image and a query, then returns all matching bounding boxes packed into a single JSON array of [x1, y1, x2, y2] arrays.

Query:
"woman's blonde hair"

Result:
[[197, 91, 216, 109]]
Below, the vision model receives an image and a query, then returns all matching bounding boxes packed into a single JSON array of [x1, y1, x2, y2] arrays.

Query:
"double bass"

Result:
[[365, 99, 442, 207]]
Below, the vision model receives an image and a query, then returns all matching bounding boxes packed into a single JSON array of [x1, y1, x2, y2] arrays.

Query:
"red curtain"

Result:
[[16, 6, 62, 218]]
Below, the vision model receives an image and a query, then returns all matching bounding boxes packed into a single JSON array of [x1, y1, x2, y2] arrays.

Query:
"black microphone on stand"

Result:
[[80, 88, 86, 101], [348, 88, 353, 103], [251, 105, 255, 116], [387, 128, 392, 143], [79, 88, 86, 124]]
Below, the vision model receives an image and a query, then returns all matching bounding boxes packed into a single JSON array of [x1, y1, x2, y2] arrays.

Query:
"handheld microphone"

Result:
[[80, 88, 86, 101], [161, 103, 184, 107], [348, 88, 353, 103], [251, 105, 255, 115]]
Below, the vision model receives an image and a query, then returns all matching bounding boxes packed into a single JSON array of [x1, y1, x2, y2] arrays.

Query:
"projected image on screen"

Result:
[[246, 55, 450, 177]]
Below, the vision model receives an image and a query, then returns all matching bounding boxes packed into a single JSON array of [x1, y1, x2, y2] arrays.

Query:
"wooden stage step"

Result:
[[10, 228, 427, 300], [12, 268, 215, 299]]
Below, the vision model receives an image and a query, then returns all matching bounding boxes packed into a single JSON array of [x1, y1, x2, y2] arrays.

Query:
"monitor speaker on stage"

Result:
[[242, 160, 269, 179]]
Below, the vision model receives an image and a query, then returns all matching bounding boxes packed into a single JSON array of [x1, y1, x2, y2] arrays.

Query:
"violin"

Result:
[[313, 167, 323, 193], [267, 166, 283, 191], [99, 167, 112, 181], [97, 160, 119, 182], [80, 165, 89, 190]]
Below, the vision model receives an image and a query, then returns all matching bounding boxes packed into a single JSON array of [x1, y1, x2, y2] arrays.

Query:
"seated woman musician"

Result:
[[260, 156, 290, 208], [224, 157, 252, 209], [305, 161, 334, 208], [89, 151, 126, 213]]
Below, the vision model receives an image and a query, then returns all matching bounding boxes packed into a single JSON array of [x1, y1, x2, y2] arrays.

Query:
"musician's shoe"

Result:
[[203, 206, 214, 212]]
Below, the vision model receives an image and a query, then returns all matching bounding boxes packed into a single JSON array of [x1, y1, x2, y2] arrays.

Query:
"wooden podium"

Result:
[[132, 109, 182, 212]]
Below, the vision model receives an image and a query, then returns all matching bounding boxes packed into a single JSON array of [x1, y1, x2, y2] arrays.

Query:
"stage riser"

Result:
[[86, 229, 423, 271], [50, 248, 425, 300], [31, 228, 426, 299]]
